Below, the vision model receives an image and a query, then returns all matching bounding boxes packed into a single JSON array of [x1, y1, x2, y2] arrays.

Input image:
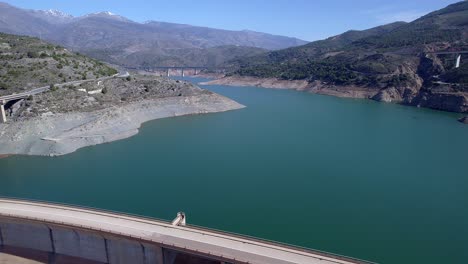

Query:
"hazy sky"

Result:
[[4, 0, 462, 41]]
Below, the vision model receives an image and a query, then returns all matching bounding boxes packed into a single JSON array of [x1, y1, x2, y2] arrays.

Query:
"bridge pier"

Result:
[[0, 100, 6, 123]]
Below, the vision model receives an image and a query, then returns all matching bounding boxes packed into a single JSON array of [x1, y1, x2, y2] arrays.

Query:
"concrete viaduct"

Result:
[[0, 198, 375, 264], [128, 67, 227, 77]]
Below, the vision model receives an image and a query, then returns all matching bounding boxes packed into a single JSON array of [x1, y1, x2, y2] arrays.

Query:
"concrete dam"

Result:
[[0, 198, 374, 264]]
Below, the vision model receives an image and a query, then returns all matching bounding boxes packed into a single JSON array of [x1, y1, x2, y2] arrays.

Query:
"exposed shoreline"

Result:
[[200, 76, 378, 99], [0, 93, 244, 156], [201, 76, 468, 114]]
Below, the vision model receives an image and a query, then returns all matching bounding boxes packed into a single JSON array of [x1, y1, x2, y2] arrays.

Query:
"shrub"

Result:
[[27, 51, 39, 58], [50, 84, 58, 91]]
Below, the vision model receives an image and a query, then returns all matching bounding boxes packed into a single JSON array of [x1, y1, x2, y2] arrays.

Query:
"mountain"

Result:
[[29, 9, 74, 24], [225, 1, 468, 113], [0, 2, 51, 36], [85, 45, 267, 69], [142, 21, 306, 50], [0, 2, 306, 67]]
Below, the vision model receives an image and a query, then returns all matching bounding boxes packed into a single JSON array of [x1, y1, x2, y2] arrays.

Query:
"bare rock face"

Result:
[[8, 99, 24, 117], [459, 116, 468, 124], [410, 92, 468, 113], [417, 54, 445, 81], [372, 87, 403, 103]]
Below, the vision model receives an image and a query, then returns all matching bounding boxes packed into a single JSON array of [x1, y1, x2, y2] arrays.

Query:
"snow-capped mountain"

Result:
[[29, 9, 74, 24], [82, 11, 132, 22], [40, 9, 73, 18], [28, 8, 131, 24]]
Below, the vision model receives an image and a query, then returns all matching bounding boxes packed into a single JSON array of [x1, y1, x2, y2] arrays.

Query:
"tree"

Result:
[[27, 51, 39, 58]]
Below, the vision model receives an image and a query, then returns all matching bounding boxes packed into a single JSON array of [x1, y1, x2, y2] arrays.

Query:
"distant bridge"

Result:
[[127, 66, 227, 77], [0, 198, 375, 264]]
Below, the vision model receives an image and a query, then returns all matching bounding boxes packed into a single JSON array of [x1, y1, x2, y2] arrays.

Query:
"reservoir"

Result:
[[0, 77, 467, 264]]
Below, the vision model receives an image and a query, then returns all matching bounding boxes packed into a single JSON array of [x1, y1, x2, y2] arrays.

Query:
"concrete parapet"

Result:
[[107, 238, 144, 264], [0, 220, 166, 264], [51, 226, 107, 263], [106, 239, 163, 264], [142, 243, 164, 264], [0, 220, 52, 252]]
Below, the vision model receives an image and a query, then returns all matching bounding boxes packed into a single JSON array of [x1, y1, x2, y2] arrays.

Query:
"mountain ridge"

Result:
[[220, 1, 468, 113], [0, 1, 306, 67]]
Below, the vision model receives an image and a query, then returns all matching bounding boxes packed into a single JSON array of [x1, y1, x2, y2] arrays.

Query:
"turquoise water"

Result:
[[1, 77, 467, 264]]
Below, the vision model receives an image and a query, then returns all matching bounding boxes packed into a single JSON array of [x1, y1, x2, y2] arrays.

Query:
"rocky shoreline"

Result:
[[201, 76, 468, 114], [201, 76, 379, 98], [459, 116, 468, 124], [201, 76, 389, 101], [200, 76, 310, 90], [0, 91, 244, 157]]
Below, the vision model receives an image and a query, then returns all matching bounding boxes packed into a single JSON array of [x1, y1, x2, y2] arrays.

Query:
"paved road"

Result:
[[427, 51, 468, 55], [0, 72, 128, 102], [0, 198, 373, 264]]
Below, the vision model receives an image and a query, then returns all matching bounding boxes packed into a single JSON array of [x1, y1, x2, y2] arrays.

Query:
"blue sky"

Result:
[[4, 0, 461, 41]]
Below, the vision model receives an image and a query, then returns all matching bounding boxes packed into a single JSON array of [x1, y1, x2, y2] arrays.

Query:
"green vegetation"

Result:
[[0, 32, 118, 96], [228, 1, 468, 89], [49, 84, 58, 91]]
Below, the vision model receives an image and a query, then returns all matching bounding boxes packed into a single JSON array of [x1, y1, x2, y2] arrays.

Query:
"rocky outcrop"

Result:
[[417, 54, 445, 82], [372, 87, 403, 103], [458, 116, 468, 124], [409, 91, 468, 113]]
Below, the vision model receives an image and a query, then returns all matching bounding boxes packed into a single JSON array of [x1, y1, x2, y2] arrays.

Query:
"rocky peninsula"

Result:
[[0, 75, 244, 156]]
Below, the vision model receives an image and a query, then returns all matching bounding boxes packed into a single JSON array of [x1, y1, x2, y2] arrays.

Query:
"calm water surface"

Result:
[[1, 77, 467, 264]]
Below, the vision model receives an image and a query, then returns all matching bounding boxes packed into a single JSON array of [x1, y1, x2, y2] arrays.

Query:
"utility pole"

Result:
[[1, 100, 7, 123]]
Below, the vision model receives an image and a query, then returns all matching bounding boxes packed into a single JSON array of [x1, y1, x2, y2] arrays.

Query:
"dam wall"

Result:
[[0, 218, 209, 264], [0, 199, 372, 264]]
